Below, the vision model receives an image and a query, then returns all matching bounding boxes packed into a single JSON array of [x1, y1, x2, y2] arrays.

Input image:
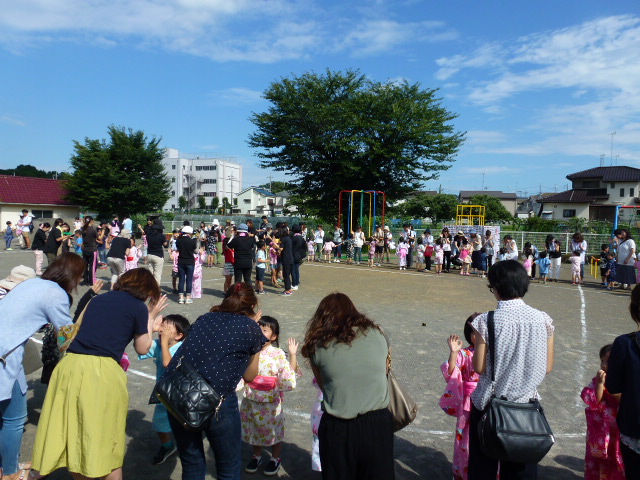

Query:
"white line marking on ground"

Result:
[[576, 284, 588, 407], [128, 368, 157, 380]]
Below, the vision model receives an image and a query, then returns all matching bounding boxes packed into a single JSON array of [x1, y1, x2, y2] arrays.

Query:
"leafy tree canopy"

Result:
[[469, 194, 514, 223], [248, 69, 465, 217], [257, 181, 290, 194], [65, 126, 171, 218], [0, 164, 70, 179], [393, 193, 458, 224]]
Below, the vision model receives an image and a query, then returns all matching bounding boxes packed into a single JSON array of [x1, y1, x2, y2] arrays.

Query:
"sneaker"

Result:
[[291, 285, 299, 290], [185, 297, 193, 304], [245, 456, 263, 473], [6, 248, 13, 251], [264, 458, 281, 476], [152, 444, 177, 465], [257, 290, 266, 295], [178, 296, 185, 304], [281, 290, 292, 296]]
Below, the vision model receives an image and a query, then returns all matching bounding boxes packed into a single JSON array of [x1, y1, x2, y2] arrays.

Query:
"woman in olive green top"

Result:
[[302, 293, 394, 480]]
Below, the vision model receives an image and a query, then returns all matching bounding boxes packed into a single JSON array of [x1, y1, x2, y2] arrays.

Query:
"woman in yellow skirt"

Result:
[[33, 268, 167, 480]]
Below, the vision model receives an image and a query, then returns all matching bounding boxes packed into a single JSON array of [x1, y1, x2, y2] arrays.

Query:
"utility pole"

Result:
[[481, 172, 485, 191], [610, 131, 616, 165]]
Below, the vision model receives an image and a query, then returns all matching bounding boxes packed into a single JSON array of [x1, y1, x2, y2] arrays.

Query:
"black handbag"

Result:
[[477, 311, 555, 463], [153, 356, 225, 431]]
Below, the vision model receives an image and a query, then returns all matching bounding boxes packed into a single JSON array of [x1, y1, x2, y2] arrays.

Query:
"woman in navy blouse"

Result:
[[165, 282, 266, 480]]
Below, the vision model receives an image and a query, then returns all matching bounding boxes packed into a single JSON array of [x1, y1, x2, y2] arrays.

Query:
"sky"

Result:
[[1, 0, 640, 198]]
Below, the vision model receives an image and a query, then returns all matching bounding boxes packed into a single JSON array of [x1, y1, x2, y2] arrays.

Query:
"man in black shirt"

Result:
[[227, 223, 256, 285], [43, 218, 64, 267], [146, 219, 168, 288]]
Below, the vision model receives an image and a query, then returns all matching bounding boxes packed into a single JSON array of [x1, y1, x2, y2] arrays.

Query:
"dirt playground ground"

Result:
[[1, 248, 634, 479]]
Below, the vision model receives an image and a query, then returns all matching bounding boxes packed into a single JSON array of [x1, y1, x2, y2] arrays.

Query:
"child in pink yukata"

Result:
[[190, 247, 206, 299], [581, 344, 625, 480], [439, 314, 480, 480], [125, 238, 142, 271], [570, 249, 583, 284], [397, 237, 409, 270]]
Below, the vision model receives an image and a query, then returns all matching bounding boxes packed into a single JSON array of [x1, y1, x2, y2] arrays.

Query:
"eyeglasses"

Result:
[[487, 285, 494, 293]]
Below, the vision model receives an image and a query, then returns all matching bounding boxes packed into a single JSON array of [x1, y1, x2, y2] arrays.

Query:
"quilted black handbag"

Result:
[[153, 356, 225, 431], [477, 311, 555, 463]]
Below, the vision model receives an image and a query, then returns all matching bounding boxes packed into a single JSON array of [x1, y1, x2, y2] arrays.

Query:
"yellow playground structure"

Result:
[[456, 205, 486, 226]]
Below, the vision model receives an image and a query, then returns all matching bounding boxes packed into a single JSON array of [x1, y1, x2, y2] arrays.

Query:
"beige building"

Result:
[[541, 166, 640, 221], [0, 175, 80, 228]]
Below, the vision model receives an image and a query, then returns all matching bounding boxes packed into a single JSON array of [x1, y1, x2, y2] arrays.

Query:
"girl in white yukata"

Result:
[[190, 247, 206, 299], [439, 315, 480, 480], [240, 316, 301, 476], [125, 238, 142, 271]]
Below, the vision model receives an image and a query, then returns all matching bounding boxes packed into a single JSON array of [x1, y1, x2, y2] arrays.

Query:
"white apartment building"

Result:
[[162, 148, 242, 211]]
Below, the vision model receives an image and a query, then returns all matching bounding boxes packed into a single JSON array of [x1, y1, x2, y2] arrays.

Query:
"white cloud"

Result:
[[212, 87, 264, 105], [0, 0, 456, 62], [0, 114, 26, 127], [466, 130, 507, 145]]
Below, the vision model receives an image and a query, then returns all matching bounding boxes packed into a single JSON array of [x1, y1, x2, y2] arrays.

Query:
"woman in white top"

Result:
[[440, 228, 453, 272], [482, 230, 495, 270], [616, 229, 637, 289], [468, 260, 555, 479], [503, 235, 518, 261]]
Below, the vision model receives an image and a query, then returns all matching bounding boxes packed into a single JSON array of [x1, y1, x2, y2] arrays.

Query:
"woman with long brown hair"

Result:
[[0, 253, 84, 480], [164, 282, 266, 480], [302, 293, 393, 480], [33, 268, 168, 480]]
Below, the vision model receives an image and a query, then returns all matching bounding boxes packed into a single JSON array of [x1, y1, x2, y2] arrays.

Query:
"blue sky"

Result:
[[2, 0, 640, 198]]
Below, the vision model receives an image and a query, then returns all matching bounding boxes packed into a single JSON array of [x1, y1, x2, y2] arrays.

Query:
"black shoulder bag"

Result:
[[153, 355, 225, 432], [477, 311, 555, 463]]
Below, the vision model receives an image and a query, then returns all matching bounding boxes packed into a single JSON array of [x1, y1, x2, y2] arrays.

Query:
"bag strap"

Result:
[[379, 327, 392, 375], [487, 311, 496, 384]]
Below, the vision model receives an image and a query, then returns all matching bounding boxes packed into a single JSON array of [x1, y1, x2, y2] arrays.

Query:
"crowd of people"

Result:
[[1, 212, 640, 480]]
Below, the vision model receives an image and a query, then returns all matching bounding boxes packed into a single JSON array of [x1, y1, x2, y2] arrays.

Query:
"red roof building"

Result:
[[0, 175, 80, 227]]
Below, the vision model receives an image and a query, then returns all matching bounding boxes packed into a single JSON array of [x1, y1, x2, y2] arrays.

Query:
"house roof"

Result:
[[541, 189, 610, 204], [238, 187, 275, 197], [459, 190, 517, 200], [567, 166, 640, 182], [0, 175, 76, 206]]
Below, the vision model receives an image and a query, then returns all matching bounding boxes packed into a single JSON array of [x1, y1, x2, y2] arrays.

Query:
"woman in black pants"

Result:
[[81, 216, 98, 286], [606, 285, 640, 478], [278, 227, 294, 296], [176, 226, 197, 304], [441, 228, 452, 273]]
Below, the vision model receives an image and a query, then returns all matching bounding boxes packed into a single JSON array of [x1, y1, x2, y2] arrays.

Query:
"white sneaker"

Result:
[[292, 285, 299, 290]]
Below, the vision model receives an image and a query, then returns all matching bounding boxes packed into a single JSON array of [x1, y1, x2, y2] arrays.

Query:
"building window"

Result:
[[31, 210, 54, 218], [172, 165, 176, 170], [202, 179, 217, 184], [171, 177, 176, 183], [171, 191, 175, 196], [631, 188, 635, 197], [171, 204, 175, 209], [202, 192, 217, 197], [195, 165, 217, 171], [611, 183, 615, 189], [620, 188, 625, 197], [563, 209, 576, 218]]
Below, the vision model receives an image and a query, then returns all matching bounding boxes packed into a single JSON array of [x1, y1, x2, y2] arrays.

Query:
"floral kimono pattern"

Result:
[[439, 347, 479, 480], [311, 377, 323, 471], [191, 251, 206, 299], [239, 345, 301, 446], [581, 378, 625, 480]]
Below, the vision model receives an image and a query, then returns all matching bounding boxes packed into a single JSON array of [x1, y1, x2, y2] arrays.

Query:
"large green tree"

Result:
[[394, 193, 457, 224], [0, 164, 69, 179], [248, 69, 465, 217], [469, 194, 514, 223], [65, 126, 170, 218]]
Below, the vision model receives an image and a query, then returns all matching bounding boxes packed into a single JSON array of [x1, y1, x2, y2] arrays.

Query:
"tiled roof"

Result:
[[459, 190, 517, 199], [566, 166, 640, 182], [0, 175, 76, 206], [541, 189, 610, 204]]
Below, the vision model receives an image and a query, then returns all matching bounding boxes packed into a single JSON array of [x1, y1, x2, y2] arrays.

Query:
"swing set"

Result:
[[337, 190, 386, 237]]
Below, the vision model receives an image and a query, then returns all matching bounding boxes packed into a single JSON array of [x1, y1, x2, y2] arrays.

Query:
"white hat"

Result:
[[182, 226, 194, 234], [383, 226, 389, 231], [212, 219, 219, 226], [0, 265, 36, 290]]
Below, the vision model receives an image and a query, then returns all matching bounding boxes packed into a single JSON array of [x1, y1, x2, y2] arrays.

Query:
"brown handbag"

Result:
[[381, 328, 418, 432]]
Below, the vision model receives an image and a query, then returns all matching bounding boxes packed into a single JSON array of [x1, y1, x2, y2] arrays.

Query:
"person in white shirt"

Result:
[[17, 209, 33, 249], [313, 226, 324, 261]]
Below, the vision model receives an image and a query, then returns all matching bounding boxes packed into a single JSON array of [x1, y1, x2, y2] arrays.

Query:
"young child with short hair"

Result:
[[139, 314, 190, 465], [367, 237, 378, 267], [570, 249, 582, 285], [306, 238, 315, 263], [414, 237, 425, 271], [322, 238, 335, 263], [605, 252, 617, 290], [434, 238, 444, 274], [600, 244, 610, 286], [536, 251, 551, 284], [222, 237, 235, 292], [4, 221, 14, 251], [397, 236, 409, 270], [255, 241, 268, 294]]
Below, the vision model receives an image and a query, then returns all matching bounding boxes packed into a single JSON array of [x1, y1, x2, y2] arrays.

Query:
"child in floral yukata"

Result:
[[125, 238, 142, 271], [439, 315, 480, 480], [240, 316, 301, 476], [190, 247, 206, 299], [397, 237, 409, 270], [581, 344, 625, 480]]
